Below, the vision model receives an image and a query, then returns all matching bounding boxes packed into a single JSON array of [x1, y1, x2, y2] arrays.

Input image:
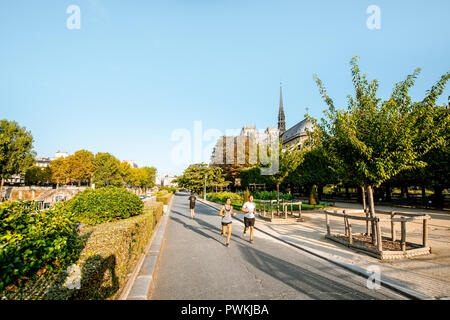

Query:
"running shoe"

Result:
[[226, 243, 230, 247], [249, 239, 253, 244]]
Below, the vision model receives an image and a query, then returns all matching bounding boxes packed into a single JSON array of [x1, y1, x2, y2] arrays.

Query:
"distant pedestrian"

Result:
[[241, 194, 256, 243], [188, 192, 197, 219], [218, 197, 236, 247]]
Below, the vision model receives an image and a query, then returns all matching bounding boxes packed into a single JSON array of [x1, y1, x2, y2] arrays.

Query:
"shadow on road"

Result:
[[170, 198, 402, 300], [170, 210, 226, 246], [235, 242, 395, 300]]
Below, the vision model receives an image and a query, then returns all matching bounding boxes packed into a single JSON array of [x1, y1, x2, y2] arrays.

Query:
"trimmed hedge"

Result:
[[156, 193, 173, 205], [62, 186, 144, 225], [208, 192, 242, 203], [252, 191, 293, 200], [0, 190, 168, 300], [0, 208, 159, 300], [159, 186, 177, 193], [144, 201, 164, 225], [0, 201, 81, 292]]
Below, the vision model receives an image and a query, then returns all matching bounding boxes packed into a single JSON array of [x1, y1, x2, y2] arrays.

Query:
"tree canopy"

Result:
[[0, 120, 35, 193], [176, 163, 226, 194]]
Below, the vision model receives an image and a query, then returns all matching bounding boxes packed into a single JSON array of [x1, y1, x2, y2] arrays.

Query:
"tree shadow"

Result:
[[75, 254, 120, 300], [170, 210, 225, 246], [235, 243, 399, 300], [41, 230, 120, 300]]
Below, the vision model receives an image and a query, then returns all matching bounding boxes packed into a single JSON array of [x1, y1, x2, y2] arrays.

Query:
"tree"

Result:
[[67, 150, 95, 186], [286, 146, 337, 204], [176, 163, 225, 195], [266, 139, 303, 203], [312, 56, 449, 241], [25, 165, 51, 185], [140, 166, 157, 191], [239, 166, 276, 190], [92, 153, 123, 187], [0, 120, 35, 196], [50, 157, 69, 186], [118, 161, 133, 187]]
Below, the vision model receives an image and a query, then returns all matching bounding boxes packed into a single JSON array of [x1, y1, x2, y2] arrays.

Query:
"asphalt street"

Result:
[[150, 192, 407, 300]]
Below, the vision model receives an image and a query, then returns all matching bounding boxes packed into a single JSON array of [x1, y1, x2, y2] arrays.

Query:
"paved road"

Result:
[[150, 192, 407, 300]]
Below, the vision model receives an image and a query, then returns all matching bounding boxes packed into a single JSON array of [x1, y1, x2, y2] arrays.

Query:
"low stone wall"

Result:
[[2, 186, 87, 203]]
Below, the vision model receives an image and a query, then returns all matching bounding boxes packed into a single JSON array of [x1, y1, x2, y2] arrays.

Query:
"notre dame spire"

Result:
[[278, 82, 286, 135]]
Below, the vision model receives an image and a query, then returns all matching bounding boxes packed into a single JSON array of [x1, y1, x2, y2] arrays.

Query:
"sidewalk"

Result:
[[200, 199, 450, 299]]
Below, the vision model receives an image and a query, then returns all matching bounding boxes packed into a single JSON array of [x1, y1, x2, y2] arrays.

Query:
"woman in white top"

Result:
[[219, 197, 236, 247], [241, 195, 256, 244]]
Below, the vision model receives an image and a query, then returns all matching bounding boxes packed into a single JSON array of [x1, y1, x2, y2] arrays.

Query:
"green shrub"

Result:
[[144, 201, 164, 227], [253, 191, 293, 200], [156, 193, 173, 205], [207, 192, 242, 203], [0, 202, 167, 300], [159, 186, 177, 193], [0, 201, 81, 291], [62, 186, 143, 225]]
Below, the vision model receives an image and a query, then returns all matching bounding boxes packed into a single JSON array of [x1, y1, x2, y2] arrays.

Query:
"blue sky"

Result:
[[1, 0, 449, 176]]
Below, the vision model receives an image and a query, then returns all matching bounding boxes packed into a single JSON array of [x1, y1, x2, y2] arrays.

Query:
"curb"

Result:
[[198, 199, 433, 300], [120, 195, 174, 300]]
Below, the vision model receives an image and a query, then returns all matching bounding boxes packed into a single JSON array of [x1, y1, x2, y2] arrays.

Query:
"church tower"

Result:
[[278, 83, 286, 135]]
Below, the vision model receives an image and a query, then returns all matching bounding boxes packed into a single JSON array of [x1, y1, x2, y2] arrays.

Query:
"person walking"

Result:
[[188, 192, 197, 219], [218, 197, 236, 247], [241, 194, 256, 243]]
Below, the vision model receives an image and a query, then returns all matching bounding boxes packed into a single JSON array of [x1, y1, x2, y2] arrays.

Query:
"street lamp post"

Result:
[[204, 174, 207, 200]]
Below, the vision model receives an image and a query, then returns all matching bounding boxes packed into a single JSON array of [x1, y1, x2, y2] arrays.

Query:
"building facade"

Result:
[[210, 83, 313, 166]]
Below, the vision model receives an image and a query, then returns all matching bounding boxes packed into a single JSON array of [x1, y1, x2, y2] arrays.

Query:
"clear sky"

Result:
[[1, 0, 449, 176]]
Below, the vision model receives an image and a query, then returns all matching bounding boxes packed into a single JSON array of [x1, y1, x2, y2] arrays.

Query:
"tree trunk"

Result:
[[385, 184, 392, 202], [309, 185, 317, 205], [401, 184, 409, 200], [367, 185, 377, 245], [345, 186, 350, 199], [361, 186, 370, 235], [361, 186, 367, 211], [318, 185, 323, 201], [421, 185, 426, 207], [0, 177, 4, 201], [276, 183, 280, 203], [434, 185, 444, 208]]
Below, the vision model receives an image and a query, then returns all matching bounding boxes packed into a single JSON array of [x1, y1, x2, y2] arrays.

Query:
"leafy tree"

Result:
[[286, 146, 337, 204], [0, 120, 35, 196], [266, 139, 303, 203], [239, 166, 276, 190], [312, 56, 449, 241], [92, 153, 123, 187], [176, 163, 225, 195], [50, 157, 69, 186], [67, 150, 94, 186], [118, 161, 133, 187], [25, 165, 51, 185], [140, 166, 157, 191]]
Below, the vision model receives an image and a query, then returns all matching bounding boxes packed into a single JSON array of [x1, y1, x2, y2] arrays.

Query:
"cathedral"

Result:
[[210, 84, 313, 166], [277, 83, 314, 148]]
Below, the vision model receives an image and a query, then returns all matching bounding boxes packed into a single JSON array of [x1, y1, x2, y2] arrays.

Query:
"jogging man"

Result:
[[218, 197, 236, 247], [188, 192, 196, 219], [241, 194, 256, 243]]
